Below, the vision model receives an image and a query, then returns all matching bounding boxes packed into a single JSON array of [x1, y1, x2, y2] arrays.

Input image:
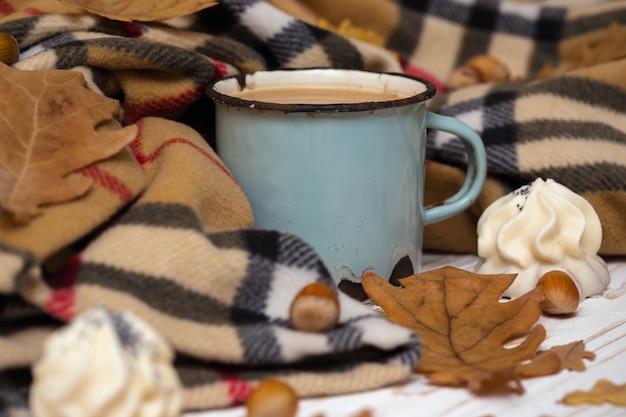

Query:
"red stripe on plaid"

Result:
[[209, 59, 230, 80], [217, 372, 254, 405], [122, 22, 143, 38], [130, 119, 239, 185], [123, 86, 206, 123], [44, 255, 81, 321], [0, 0, 15, 15], [23, 7, 45, 15], [80, 165, 135, 203]]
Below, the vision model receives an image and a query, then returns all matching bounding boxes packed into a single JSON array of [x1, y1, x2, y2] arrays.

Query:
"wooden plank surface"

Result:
[[188, 253, 626, 417]]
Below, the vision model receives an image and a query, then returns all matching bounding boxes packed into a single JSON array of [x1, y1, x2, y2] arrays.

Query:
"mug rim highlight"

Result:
[[206, 67, 437, 113]]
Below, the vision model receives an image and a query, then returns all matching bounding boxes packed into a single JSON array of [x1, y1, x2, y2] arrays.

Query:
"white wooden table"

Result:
[[188, 253, 626, 417]]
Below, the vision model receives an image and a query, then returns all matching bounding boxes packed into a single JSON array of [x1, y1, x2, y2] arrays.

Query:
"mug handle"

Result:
[[423, 112, 487, 226]]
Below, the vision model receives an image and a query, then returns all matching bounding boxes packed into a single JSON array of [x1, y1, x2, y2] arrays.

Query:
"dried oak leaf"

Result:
[[549, 341, 596, 372], [517, 341, 595, 378], [515, 350, 561, 378], [58, 0, 218, 22], [0, 63, 137, 223], [562, 379, 626, 406], [362, 266, 546, 393]]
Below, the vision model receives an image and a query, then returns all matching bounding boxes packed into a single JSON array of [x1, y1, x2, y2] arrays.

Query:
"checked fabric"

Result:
[[1, 116, 421, 411], [1, 0, 626, 414]]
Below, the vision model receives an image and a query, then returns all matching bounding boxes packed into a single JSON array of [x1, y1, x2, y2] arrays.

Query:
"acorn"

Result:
[[0, 32, 19, 65], [536, 270, 580, 315], [289, 282, 340, 333], [246, 379, 298, 417], [447, 54, 510, 89]]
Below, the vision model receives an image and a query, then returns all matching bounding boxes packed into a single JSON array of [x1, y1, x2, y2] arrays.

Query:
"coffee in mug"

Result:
[[233, 87, 408, 104]]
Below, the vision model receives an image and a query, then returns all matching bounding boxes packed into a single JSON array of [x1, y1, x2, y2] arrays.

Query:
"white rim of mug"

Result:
[[206, 68, 437, 113]]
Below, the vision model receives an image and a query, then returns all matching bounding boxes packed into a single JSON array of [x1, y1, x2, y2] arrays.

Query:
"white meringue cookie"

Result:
[[30, 307, 182, 417], [475, 178, 610, 300]]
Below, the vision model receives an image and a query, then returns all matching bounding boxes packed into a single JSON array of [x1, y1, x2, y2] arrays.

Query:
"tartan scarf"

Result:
[[1, 116, 421, 412]]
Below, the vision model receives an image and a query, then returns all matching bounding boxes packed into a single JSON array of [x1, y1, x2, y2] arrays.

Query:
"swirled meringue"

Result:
[[475, 178, 610, 300], [30, 307, 182, 417]]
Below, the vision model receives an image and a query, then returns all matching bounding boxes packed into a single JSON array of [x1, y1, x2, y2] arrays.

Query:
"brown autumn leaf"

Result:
[[517, 340, 595, 378], [562, 379, 626, 406], [58, 0, 218, 22], [515, 350, 561, 378], [311, 410, 374, 417], [550, 341, 596, 371], [0, 63, 137, 223], [362, 266, 546, 393]]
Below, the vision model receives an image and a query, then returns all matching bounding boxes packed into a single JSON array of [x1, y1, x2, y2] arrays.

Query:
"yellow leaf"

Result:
[[0, 63, 137, 223], [318, 18, 385, 47], [58, 0, 219, 22], [563, 379, 626, 406]]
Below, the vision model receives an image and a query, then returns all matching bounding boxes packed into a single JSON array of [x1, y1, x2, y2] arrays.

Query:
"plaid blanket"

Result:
[[1, 0, 625, 414]]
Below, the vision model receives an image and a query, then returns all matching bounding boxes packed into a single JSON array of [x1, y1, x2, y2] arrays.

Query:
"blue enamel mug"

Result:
[[208, 69, 486, 285]]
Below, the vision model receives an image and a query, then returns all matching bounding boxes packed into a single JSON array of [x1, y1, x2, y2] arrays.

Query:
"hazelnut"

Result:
[[0, 32, 19, 65], [536, 270, 580, 315], [447, 54, 510, 89], [289, 282, 340, 332], [245, 379, 298, 417]]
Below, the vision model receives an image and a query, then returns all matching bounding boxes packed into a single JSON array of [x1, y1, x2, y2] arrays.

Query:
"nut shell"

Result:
[[246, 379, 298, 417], [466, 54, 510, 83], [536, 270, 580, 315], [0, 32, 19, 65], [447, 54, 510, 89], [289, 282, 340, 332]]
